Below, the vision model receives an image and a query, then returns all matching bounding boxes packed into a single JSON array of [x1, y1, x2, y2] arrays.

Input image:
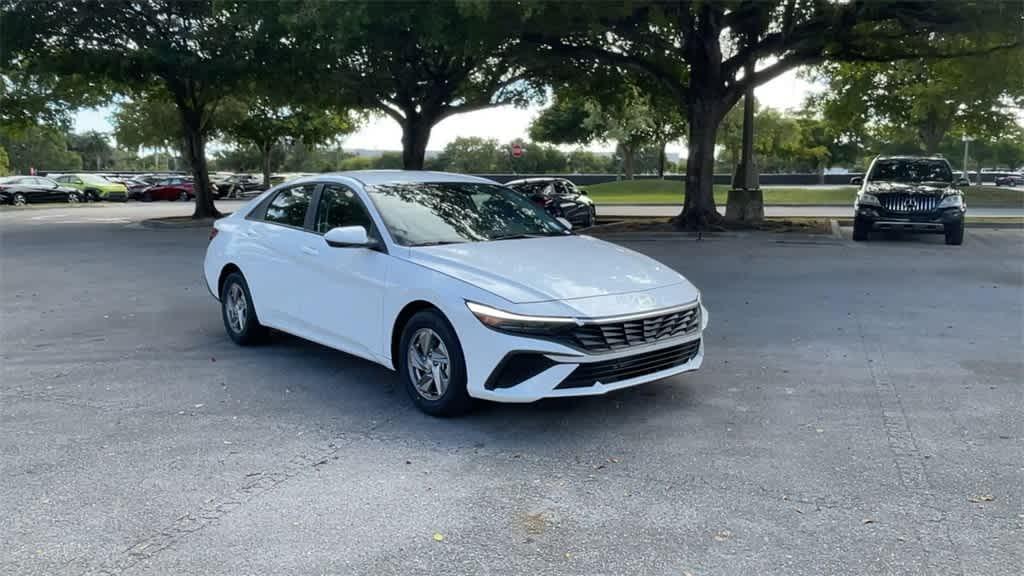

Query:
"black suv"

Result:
[[852, 156, 967, 245]]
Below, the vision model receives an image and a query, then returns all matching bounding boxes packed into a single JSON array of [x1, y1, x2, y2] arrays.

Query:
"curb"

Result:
[[140, 217, 223, 229]]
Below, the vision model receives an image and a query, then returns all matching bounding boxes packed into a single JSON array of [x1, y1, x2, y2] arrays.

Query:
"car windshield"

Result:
[[508, 181, 555, 195], [869, 159, 953, 183], [366, 182, 570, 247]]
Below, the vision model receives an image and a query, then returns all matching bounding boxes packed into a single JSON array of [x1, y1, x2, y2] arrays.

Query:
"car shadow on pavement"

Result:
[[265, 330, 697, 444]]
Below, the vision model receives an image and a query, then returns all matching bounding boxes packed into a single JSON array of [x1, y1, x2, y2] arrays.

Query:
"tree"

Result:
[[0, 145, 10, 176], [525, 1, 1024, 228], [0, 125, 82, 173], [290, 0, 540, 169], [222, 97, 356, 186], [811, 45, 1024, 154], [67, 131, 114, 171], [111, 93, 184, 156], [6, 1, 268, 218], [434, 137, 504, 173]]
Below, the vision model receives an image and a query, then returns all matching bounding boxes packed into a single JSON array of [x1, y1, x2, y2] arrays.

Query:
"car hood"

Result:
[[865, 181, 956, 195], [405, 235, 693, 304]]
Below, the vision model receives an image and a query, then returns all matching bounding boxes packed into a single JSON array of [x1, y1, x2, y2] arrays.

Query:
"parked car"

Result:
[[106, 177, 152, 199], [215, 174, 267, 198], [994, 173, 1023, 186], [853, 155, 967, 245], [203, 171, 707, 416], [0, 175, 83, 205], [53, 173, 128, 201], [504, 177, 597, 227], [139, 177, 194, 201]]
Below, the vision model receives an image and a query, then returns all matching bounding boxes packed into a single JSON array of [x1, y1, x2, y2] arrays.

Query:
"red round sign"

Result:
[[511, 144, 523, 158]]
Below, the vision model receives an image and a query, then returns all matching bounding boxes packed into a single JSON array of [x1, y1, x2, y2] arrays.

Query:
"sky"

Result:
[[73, 68, 822, 155]]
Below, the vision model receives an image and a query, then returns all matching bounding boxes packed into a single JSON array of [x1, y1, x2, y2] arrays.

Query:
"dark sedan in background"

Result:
[[0, 175, 82, 205], [504, 177, 597, 227], [215, 174, 266, 198], [994, 173, 1023, 186]]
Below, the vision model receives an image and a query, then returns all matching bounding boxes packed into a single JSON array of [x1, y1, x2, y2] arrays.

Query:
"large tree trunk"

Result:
[[622, 143, 636, 180], [260, 141, 273, 188], [401, 117, 432, 170], [180, 116, 218, 219], [675, 97, 724, 229], [657, 141, 667, 178]]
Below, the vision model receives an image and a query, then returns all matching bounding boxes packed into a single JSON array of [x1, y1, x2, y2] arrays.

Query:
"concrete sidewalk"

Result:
[[598, 204, 1024, 219]]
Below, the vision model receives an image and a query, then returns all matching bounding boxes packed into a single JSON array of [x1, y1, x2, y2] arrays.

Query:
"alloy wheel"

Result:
[[407, 328, 450, 401], [13, 194, 26, 206], [224, 283, 247, 334], [68, 194, 80, 203]]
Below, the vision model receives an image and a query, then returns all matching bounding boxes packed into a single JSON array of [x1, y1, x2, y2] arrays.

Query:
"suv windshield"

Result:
[[366, 182, 569, 246], [869, 159, 953, 183]]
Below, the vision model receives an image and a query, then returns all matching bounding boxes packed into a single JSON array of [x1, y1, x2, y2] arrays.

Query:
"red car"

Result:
[[137, 177, 194, 201]]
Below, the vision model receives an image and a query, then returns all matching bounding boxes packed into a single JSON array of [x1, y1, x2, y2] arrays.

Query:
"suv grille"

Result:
[[566, 305, 700, 352], [556, 339, 701, 389], [878, 193, 939, 213]]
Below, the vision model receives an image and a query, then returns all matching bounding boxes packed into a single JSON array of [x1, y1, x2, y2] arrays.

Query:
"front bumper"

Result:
[[465, 303, 708, 403], [855, 206, 964, 233]]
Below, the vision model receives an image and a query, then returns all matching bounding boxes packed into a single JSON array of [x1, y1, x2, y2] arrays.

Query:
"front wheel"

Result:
[[852, 218, 870, 242], [68, 193, 80, 203], [220, 272, 268, 345], [945, 220, 965, 246], [398, 309, 472, 417], [178, 191, 190, 201], [13, 193, 27, 206]]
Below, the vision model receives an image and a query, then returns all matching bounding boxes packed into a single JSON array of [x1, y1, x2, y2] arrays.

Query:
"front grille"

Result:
[[556, 338, 701, 389], [564, 305, 700, 353], [878, 193, 939, 213]]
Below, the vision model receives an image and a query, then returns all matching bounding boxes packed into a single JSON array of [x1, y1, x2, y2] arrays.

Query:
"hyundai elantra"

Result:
[[203, 171, 707, 416]]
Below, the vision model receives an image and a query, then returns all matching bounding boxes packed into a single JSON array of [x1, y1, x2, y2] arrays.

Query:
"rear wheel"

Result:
[[85, 189, 100, 202], [220, 272, 268, 345], [12, 193, 26, 206], [142, 191, 153, 202], [399, 309, 472, 417], [178, 191, 190, 201], [68, 193, 80, 203], [945, 220, 965, 246], [852, 218, 870, 242]]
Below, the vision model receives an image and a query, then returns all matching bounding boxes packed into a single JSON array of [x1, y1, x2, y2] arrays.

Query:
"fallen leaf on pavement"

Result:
[[968, 494, 994, 503], [432, 532, 444, 542], [862, 518, 876, 525]]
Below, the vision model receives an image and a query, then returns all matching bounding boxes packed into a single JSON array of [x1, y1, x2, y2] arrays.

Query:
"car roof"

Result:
[[875, 155, 947, 160], [293, 170, 498, 187]]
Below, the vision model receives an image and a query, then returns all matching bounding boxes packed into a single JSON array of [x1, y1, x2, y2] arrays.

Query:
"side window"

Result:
[[264, 184, 315, 228], [554, 181, 572, 195], [315, 185, 375, 235]]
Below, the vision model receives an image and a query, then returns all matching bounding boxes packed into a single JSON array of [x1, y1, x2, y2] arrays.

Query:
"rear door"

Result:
[[300, 183, 390, 359], [236, 182, 319, 332]]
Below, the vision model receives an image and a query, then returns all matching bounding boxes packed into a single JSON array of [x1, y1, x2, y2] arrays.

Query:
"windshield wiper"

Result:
[[410, 240, 468, 247], [490, 233, 560, 241]]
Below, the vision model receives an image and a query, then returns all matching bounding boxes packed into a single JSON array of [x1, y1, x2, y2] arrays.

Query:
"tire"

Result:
[[945, 220, 965, 246], [398, 309, 472, 417], [85, 189, 100, 202], [220, 272, 268, 345], [68, 193, 80, 203], [13, 193, 26, 206], [586, 205, 597, 227], [142, 191, 153, 202], [178, 191, 189, 201], [852, 218, 870, 242]]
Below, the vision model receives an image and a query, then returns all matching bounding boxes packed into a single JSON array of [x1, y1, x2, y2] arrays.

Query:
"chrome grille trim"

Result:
[[878, 193, 939, 213]]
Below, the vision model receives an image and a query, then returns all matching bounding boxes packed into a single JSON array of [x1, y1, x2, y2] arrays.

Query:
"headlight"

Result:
[[465, 301, 576, 335], [856, 193, 881, 207], [938, 194, 963, 208]]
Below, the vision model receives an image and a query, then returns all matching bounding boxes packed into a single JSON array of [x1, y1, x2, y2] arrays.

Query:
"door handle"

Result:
[[301, 246, 319, 256]]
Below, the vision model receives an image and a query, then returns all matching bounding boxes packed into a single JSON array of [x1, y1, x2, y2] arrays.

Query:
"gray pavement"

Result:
[[1, 204, 1022, 575]]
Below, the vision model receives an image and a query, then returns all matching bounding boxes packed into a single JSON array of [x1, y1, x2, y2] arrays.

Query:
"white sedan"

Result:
[[203, 171, 707, 416]]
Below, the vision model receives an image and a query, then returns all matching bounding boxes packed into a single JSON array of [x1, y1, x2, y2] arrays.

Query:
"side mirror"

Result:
[[957, 177, 970, 186], [849, 176, 863, 185], [556, 216, 573, 230], [324, 225, 370, 248]]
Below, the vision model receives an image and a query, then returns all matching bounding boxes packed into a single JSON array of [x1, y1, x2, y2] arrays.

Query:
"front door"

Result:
[[300, 183, 389, 360]]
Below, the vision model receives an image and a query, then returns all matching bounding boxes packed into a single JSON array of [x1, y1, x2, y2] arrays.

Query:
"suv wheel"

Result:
[[852, 218, 870, 242], [945, 220, 965, 246], [220, 272, 268, 345], [398, 309, 472, 417]]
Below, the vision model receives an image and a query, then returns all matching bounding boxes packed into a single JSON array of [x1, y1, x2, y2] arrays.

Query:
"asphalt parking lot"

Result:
[[1, 204, 1022, 575]]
